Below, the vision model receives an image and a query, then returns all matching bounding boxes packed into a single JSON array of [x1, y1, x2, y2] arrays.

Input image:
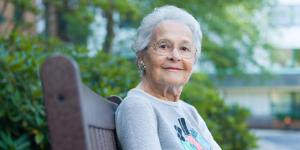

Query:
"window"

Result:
[[291, 93, 300, 119], [271, 92, 291, 115], [271, 91, 300, 119]]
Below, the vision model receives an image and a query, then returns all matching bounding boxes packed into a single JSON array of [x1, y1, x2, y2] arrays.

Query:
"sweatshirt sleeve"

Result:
[[190, 106, 222, 150], [115, 96, 162, 150]]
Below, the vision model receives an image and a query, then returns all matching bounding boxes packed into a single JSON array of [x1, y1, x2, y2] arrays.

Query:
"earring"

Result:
[[138, 60, 146, 73]]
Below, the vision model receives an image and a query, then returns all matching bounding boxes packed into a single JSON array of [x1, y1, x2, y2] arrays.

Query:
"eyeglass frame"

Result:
[[144, 39, 197, 59]]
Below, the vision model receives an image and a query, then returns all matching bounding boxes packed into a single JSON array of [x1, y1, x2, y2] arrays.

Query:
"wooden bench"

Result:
[[40, 55, 121, 150]]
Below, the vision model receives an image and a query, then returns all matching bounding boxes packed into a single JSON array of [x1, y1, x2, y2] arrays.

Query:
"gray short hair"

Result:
[[133, 5, 202, 57]]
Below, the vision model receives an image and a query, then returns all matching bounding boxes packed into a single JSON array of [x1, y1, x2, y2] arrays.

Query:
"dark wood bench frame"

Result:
[[41, 55, 121, 150]]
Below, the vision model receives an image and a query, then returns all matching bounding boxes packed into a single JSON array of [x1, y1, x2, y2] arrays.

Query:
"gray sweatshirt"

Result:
[[115, 88, 221, 150]]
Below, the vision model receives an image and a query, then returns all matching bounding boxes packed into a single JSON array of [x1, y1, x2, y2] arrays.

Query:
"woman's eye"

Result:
[[181, 47, 190, 52], [159, 44, 169, 49]]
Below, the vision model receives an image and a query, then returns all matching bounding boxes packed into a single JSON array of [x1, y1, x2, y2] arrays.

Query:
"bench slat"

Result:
[[41, 55, 120, 150]]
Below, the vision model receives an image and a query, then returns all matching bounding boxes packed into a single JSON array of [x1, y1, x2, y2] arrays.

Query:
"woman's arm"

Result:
[[115, 97, 162, 150]]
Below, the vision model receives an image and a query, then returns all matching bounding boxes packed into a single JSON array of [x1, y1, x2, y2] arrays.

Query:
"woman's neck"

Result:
[[139, 79, 183, 102]]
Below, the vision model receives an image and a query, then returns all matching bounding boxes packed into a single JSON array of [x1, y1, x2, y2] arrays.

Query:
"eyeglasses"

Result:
[[147, 39, 197, 59]]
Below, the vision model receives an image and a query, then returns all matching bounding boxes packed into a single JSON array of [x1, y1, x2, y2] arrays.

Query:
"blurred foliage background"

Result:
[[0, 0, 275, 149]]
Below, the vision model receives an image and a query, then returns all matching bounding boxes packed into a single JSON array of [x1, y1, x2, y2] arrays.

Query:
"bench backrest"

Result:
[[41, 55, 121, 150]]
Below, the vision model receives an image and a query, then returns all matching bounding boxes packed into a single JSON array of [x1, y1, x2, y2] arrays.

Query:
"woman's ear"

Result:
[[136, 50, 147, 75]]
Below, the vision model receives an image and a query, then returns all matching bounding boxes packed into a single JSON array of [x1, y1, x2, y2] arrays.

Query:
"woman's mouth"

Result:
[[164, 67, 183, 71]]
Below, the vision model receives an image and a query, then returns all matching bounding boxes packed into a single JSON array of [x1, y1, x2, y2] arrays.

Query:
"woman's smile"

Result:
[[163, 66, 184, 72]]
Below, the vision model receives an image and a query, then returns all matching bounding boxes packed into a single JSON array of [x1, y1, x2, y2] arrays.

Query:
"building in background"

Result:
[[214, 0, 300, 129], [214, 74, 300, 129]]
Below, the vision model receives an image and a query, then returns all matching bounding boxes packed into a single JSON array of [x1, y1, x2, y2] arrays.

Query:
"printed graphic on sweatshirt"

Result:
[[174, 118, 211, 150]]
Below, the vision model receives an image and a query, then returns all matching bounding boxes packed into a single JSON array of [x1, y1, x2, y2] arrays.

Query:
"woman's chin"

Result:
[[161, 78, 187, 87]]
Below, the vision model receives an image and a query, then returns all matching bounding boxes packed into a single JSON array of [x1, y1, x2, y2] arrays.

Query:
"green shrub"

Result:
[[0, 33, 50, 149], [78, 52, 139, 97], [182, 73, 257, 150], [0, 132, 30, 150], [0, 32, 256, 150]]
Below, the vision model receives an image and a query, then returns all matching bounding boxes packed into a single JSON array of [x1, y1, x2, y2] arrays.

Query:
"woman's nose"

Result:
[[167, 48, 182, 61]]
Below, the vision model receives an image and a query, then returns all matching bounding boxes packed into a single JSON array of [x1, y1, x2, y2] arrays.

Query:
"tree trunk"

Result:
[[102, 0, 114, 53], [0, 0, 8, 17], [44, 1, 58, 38], [57, 0, 69, 42]]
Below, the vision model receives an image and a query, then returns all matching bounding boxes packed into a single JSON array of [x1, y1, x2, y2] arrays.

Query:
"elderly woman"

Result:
[[116, 5, 221, 150]]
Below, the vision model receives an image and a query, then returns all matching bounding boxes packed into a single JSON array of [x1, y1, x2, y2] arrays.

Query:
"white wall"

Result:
[[221, 88, 272, 116]]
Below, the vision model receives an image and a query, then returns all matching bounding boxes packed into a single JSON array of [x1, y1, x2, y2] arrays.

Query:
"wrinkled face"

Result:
[[141, 20, 196, 87]]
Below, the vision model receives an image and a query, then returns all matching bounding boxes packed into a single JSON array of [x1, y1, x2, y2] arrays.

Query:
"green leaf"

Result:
[[34, 131, 44, 144]]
